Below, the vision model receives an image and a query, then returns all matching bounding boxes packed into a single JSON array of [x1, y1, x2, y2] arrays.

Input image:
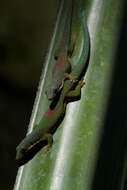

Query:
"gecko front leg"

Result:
[[65, 80, 85, 102], [42, 133, 53, 152]]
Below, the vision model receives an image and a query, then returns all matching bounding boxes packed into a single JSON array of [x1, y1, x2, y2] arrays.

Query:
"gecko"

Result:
[[16, 1, 90, 166]]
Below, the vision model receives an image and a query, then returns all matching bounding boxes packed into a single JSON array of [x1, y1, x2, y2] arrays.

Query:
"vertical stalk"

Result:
[[14, 0, 124, 189]]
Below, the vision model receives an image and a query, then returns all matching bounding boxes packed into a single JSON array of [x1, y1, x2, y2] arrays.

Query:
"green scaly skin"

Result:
[[45, 0, 74, 100], [16, 1, 90, 166]]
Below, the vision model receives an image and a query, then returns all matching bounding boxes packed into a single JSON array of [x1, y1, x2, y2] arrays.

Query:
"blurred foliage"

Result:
[[0, 0, 56, 88], [0, 1, 57, 190]]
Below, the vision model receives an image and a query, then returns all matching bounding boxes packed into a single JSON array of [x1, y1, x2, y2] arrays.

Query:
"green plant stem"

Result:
[[14, 0, 124, 189]]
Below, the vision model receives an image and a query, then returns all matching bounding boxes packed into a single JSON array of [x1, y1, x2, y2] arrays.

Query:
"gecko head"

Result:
[[15, 135, 39, 166], [16, 135, 47, 166], [16, 139, 30, 166]]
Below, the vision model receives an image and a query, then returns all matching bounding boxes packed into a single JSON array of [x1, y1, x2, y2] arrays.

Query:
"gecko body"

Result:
[[16, 0, 90, 166]]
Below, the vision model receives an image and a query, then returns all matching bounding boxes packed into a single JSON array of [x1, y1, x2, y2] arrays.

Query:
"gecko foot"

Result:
[[58, 73, 78, 92], [43, 144, 52, 153], [78, 80, 85, 88], [64, 73, 78, 83]]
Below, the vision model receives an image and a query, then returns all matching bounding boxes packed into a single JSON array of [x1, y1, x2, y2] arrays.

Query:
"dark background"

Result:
[[91, 1, 127, 189], [0, 1, 57, 189]]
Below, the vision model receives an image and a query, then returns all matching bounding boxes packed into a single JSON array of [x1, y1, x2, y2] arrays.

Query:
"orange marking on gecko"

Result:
[[54, 52, 66, 69]]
